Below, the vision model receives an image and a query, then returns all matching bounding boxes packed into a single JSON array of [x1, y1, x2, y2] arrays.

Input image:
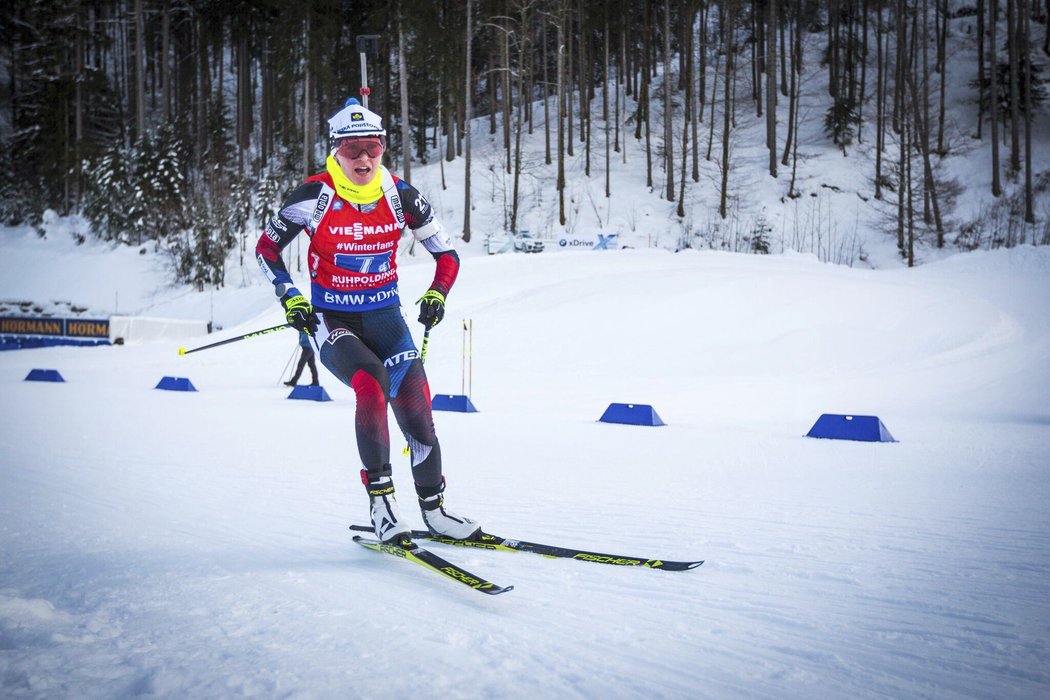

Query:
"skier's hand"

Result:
[[417, 289, 446, 329], [283, 294, 319, 335]]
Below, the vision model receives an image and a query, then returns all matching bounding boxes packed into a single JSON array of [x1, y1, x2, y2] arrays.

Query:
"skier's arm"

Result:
[[256, 181, 323, 302], [399, 180, 460, 296]]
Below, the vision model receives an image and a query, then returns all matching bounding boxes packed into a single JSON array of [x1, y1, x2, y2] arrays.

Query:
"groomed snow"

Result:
[[2, 234, 1049, 698]]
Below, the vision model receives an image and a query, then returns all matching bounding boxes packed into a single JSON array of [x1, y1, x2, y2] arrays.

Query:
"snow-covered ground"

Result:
[[2, 228, 1049, 698], [3, 7, 1049, 694]]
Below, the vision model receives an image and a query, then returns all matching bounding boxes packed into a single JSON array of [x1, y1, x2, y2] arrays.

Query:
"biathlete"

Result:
[[256, 98, 479, 544]]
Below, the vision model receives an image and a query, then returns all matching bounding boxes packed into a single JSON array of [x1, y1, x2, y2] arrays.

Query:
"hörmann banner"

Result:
[[0, 316, 111, 339]]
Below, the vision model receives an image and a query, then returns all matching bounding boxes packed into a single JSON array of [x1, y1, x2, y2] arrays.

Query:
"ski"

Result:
[[350, 525, 703, 571], [352, 535, 514, 595]]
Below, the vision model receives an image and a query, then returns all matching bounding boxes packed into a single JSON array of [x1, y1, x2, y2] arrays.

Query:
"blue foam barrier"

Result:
[[598, 403, 665, 426], [155, 376, 197, 392], [431, 394, 478, 413], [25, 368, 65, 382], [287, 384, 332, 402], [805, 414, 896, 442]]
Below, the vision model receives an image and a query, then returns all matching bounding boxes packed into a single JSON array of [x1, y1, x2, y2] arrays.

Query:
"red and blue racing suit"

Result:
[[256, 168, 459, 489]]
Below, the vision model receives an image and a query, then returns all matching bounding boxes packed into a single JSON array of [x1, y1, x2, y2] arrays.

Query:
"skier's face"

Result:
[[335, 137, 384, 186]]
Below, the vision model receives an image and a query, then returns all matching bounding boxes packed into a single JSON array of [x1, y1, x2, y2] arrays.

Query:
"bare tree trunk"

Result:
[[990, 0, 1002, 195], [73, 5, 85, 207], [874, 6, 885, 198], [678, 102, 689, 218], [544, 19, 551, 164], [1023, 0, 1034, 223], [302, 13, 312, 179], [566, 4, 574, 156], [782, 0, 798, 168], [511, 1, 529, 231], [579, 0, 588, 148], [691, 2, 699, 181], [893, 0, 905, 133], [906, 113, 915, 266], [438, 84, 446, 189], [161, 0, 171, 124], [1045, 0, 1050, 55], [502, 14, 512, 175], [921, 0, 931, 223], [604, 9, 611, 198], [261, 36, 273, 169], [639, 0, 653, 189], [766, 0, 777, 177], [664, 0, 675, 202], [399, 8, 411, 181], [698, 2, 707, 124], [859, 0, 869, 142], [706, 29, 720, 162], [464, 0, 473, 242], [936, 0, 947, 153], [1007, 0, 1021, 173], [780, 2, 788, 97], [527, 17, 535, 136], [134, 0, 146, 141], [195, 13, 208, 166], [787, 34, 802, 200], [583, 0, 591, 177], [977, 0, 985, 139], [829, 0, 839, 96], [907, 69, 945, 247], [636, 3, 648, 146], [445, 109, 455, 161], [678, 1, 694, 217], [558, 6, 566, 226], [898, 105, 906, 255], [753, 1, 762, 117], [621, 27, 627, 163], [616, 25, 623, 156], [719, 0, 734, 219], [235, 29, 244, 172]]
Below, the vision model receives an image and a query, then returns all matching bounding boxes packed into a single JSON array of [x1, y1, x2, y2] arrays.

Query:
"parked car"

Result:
[[486, 231, 545, 255]]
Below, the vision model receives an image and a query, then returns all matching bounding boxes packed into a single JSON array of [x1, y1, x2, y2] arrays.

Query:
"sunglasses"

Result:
[[336, 138, 384, 159]]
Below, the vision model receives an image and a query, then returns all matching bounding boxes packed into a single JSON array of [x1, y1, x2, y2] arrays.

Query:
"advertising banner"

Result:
[[554, 233, 619, 251], [0, 316, 110, 338]]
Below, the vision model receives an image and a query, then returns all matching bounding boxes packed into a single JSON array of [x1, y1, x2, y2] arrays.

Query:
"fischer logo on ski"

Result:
[[352, 534, 513, 595]]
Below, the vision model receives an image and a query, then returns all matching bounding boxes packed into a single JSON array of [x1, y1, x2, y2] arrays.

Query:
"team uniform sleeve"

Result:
[[397, 179, 460, 296], [255, 181, 323, 301]]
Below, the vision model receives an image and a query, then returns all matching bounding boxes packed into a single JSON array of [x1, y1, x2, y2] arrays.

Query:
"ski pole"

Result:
[[419, 327, 432, 362], [279, 344, 298, 385], [178, 323, 293, 355]]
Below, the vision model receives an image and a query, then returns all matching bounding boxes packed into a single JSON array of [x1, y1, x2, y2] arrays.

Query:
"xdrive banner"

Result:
[[555, 234, 619, 250]]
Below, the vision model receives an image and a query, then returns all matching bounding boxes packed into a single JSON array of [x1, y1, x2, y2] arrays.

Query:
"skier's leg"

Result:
[[286, 351, 307, 385], [365, 309, 479, 540], [316, 317, 410, 542]]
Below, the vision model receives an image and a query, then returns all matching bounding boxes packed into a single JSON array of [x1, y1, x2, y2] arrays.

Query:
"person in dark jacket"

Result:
[[284, 330, 319, 386]]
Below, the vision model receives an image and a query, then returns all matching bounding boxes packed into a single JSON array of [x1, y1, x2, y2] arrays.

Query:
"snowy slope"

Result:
[[2, 240, 1049, 699]]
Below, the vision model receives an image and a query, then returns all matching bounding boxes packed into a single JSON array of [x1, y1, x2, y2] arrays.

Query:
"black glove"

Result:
[[417, 289, 446, 329], [283, 294, 319, 335]]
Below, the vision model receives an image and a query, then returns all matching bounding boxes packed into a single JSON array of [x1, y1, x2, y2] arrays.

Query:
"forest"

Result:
[[1, 0, 1047, 286]]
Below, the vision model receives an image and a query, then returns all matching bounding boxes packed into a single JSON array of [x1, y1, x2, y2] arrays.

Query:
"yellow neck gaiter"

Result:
[[326, 154, 383, 204]]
